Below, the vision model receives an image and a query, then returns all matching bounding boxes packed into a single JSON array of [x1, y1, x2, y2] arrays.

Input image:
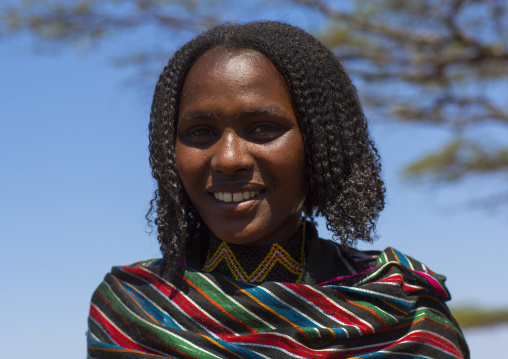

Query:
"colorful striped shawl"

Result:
[[87, 247, 469, 358]]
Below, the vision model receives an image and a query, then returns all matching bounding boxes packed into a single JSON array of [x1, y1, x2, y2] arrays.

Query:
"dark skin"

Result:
[[175, 47, 307, 246]]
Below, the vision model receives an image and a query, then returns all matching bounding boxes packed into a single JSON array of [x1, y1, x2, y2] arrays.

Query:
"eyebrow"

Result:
[[179, 106, 293, 123], [178, 111, 220, 124], [235, 106, 291, 120]]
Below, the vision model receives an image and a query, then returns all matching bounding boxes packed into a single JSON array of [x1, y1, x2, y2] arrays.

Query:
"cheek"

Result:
[[175, 144, 203, 188], [283, 136, 305, 170], [267, 136, 306, 187], [288, 142, 307, 197]]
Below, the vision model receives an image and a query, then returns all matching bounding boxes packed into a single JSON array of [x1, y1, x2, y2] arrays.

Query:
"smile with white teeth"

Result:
[[213, 191, 261, 203]]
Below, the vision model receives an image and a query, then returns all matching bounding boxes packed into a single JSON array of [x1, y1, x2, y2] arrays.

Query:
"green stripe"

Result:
[[96, 281, 222, 359], [298, 326, 336, 345], [185, 270, 273, 332], [376, 251, 389, 265], [187, 271, 329, 343], [357, 262, 413, 286], [405, 307, 463, 335], [340, 292, 398, 327]]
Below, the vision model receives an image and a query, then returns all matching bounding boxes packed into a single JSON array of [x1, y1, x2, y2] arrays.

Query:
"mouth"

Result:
[[213, 190, 261, 203]]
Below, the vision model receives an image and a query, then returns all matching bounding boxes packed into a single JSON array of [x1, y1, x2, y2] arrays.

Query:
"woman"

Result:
[[88, 22, 469, 358]]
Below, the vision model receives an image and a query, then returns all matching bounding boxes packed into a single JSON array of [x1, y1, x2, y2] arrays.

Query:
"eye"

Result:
[[179, 126, 216, 146], [189, 127, 214, 137], [249, 123, 286, 141], [252, 125, 275, 133]]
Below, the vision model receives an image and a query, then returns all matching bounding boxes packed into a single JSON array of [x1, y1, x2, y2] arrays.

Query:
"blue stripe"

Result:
[[231, 280, 320, 328], [391, 248, 412, 268], [206, 336, 266, 359], [88, 317, 118, 345], [355, 353, 432, 358], [87, 332, 124, 350], [331, 285, 414, 312], [277, 283, 358, 337], [120, 280, 183, 329]]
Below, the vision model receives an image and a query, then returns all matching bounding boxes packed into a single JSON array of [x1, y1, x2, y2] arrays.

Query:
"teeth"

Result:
[[214, 191, 260, 203]]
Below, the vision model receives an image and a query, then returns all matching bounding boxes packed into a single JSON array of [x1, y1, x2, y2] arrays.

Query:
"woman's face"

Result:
[[175, 47, 306, 246]]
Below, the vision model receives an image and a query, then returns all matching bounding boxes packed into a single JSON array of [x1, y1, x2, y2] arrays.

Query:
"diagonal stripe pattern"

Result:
[[87, 247, 469, 358]]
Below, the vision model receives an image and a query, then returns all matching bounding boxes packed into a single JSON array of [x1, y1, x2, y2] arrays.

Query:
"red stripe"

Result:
[[122, 266, 234, 338], [376, 317, 463, 357], [411, 320, 462, 356], [232, 332, 398, 358], [93, 287, 207, 358], [387, 330, 463, 358], [338, 292, 387, 328], [370, 273, 424, 295], [285, 283, 372, 334], [90, 304, 158, 354], [176, 270, 257, 333], [232, 333, 336, 358], [234, 330, 461, 359]]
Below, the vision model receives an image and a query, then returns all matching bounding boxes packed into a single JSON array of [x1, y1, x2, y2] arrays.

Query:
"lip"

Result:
[[207, 182, 265, 193], [212, 190, 261, 202], [206, 185, 266, 213]]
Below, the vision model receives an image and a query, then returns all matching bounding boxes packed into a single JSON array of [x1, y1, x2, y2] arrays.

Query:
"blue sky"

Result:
[[1, 4, 507, 357]]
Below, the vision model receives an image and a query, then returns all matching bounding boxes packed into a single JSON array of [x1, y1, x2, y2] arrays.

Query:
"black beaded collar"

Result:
[[202, 222, 306, 283]]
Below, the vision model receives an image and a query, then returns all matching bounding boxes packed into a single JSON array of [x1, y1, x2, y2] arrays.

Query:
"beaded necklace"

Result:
[[202, 222, 306, 283]]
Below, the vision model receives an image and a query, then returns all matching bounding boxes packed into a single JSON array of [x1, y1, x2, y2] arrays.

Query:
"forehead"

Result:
[[178, 47, 294, 119], [181, 48, 287, 96], [189, 47, 278, 79], [192, 47, 268, 76]]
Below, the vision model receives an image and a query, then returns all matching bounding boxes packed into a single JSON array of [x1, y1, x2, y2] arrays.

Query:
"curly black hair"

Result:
[[148, 21, 385, 265]]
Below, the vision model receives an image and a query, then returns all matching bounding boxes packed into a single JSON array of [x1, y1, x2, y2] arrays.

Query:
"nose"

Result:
[[211, 129, 254, 175]]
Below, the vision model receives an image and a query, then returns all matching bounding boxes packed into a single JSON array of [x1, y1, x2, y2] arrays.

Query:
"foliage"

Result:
[[2, 0, 219, 41], [451, 306, 508, 329], [294, 0, 508, 200], [2, 0, 508, 202], [403, 138, 508, 180], [3, 0, 508, 328]]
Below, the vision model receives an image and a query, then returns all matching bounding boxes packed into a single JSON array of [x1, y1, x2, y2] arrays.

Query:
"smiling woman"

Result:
[[176, 48, 306, 247], [87, 21, 469, 358]]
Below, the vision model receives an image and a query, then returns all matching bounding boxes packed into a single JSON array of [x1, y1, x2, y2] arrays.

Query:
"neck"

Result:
[[202, 222, 307, 283]]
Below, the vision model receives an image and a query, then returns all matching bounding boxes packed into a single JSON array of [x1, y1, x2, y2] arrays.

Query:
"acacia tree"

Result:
[[3, 0, 508, 205], [296, 0, 508, 204]]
